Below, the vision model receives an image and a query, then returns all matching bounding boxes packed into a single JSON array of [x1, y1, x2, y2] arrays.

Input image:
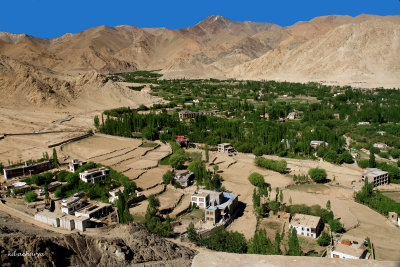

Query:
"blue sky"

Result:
[[1, 0, 399, 38]]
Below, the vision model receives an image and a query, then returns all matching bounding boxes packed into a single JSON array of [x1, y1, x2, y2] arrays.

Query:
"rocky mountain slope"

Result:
[[0, 219, 196, 267], [0, 14, 399, 96]]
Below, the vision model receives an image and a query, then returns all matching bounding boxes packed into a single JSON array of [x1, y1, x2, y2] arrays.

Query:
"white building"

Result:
[[357, 122, 370, 126], [310, 141, 328, 148], [361, 168, 389, 187], [373, 143, 387, 149], [69, 159, 87, 173], [109, 187, 123, 203], [331, 235, 368, 259], [79, 167, 110, 183], [75, 203, 112, 219], [191, 189, 238, 225], [289, 214, 323, 239], [218, 143, 236, 156], [61, 196, 87, 215], [35, 211, 60, 228], [191, 192, 209, 209], [287, 112, 297, 120]]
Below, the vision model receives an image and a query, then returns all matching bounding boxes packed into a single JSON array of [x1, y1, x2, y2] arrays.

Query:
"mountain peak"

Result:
[[198, 15, 231, 26]]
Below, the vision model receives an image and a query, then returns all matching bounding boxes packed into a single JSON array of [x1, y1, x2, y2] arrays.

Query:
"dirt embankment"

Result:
[[0, 210, 196, 267]]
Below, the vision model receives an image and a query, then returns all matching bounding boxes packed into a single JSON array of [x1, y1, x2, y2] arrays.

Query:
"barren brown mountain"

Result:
[[0, 14, 399, 99]]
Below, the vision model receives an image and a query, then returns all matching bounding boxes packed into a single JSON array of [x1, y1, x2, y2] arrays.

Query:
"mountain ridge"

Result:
[[0, 14, 399, 88]]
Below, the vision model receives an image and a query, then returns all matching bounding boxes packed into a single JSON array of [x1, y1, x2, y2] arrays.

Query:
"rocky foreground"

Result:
[[0, 210, 196, 267]]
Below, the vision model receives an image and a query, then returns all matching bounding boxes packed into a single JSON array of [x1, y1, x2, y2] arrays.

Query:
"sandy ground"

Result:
[[192, 251, 399, 267]]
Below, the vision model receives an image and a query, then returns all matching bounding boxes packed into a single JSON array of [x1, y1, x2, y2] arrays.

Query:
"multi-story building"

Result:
[[3, 161, 52, 180], [61, 196, 87, 215], [289, 214, 323, 239], [191, 192, 209, 209], [191, 189, 238, 225], [361, 168, 389, 187], [331, 235, 368, 259], [218, 143, 236, 156], [79, 167, 109, 183], [74, 203, 113, 219], [69, 159, 87, 173]]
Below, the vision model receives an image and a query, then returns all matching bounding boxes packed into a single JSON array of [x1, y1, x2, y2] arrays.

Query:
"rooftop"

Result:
[[333, 235, 367, 258], [35, 210, 60, 219], [75, 202, 111, 216], [80, 167, 109, 174], [193, 192, 209, 198], [362, 168, 388, 177], [290, 214, 321, 228]]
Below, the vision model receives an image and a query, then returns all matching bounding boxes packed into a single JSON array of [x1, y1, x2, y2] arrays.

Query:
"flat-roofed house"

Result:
[[69, 159, 87, 173], [218, 143, 236, 156], [109, 187, 123, 203], [289, 214, 323, 238], [192, 189, 239, 225], [59, 215, 76, 230], [79, 167, 109, 183], [61, 196, 87, 215], [310, 141, 328, 148], [191, 192, 209, 209], [35, 211, 60, 228], [361, 168, 389, 187], [331, 235, 368, 259], [373, 143, 387, 149], [3, 161, 52, 180], [74, 202, 113, 219], [174, 171, 194, 187]]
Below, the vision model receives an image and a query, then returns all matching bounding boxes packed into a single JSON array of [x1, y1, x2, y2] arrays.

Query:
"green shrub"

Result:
[[317, 232, 331, 246], [24, 191, 38, 202], [308, 168, 327, 183], [248, 173, 265, 187], [162, 171, 174, 185], [328, 219, 343, 233], [357, 159, 369, 168], [254, 157, 287, 174]]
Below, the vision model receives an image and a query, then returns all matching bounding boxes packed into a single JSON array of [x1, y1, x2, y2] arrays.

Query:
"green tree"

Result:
[[213, 164, 219, 174], [52, 148, 59, 168], [279, 190, 283, 203], [248, 172, 264, 187], [44, 183, 49, 202], [287, 227, 302, 256], [369, 153, 376, 168], [188, 160, 207, 185], [24, 191, 37, 203], [308, 168, 327, 183], [317, 232, 331, 246], [187, 222, 199, 242], [273, 231, 282, 255], [162, 171, 174, 185], [169, 153, 186, 169], [328, 219, 343, 233], [94, 115, 100, 128], [248, 229, 271, 255], [205, 145, 210, 163], [326, 200, 331, 210], [340, 151, 354, 164]]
